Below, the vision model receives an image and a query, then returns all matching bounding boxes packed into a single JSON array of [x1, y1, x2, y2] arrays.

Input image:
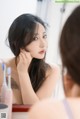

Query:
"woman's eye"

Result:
[[43, 34, 47, 39], [33, 37, 39, 41]]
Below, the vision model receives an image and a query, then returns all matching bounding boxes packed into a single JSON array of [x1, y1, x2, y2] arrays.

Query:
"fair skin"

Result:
[[64, 74, 80, 97], [28, 98, 80, 119], [0, 23, 59, 104], [28, 75, 80, 119]]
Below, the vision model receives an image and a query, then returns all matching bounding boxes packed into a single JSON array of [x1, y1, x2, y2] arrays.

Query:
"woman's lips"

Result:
[[39, 50, 45, 54]]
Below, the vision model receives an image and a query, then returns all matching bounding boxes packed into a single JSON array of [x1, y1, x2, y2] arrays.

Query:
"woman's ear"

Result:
[[64, 74, 80, 97], [71, 83, 80, 97], [64, 74, 74, 89], [63, 74, 75, 97]]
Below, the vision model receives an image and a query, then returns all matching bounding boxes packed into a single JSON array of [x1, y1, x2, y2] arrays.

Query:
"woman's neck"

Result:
[[64, 84, 80, 97]]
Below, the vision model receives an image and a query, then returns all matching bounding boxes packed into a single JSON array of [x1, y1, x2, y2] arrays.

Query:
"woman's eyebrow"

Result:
[[33, 33, 38, 36], [43, 31, 46, 34]]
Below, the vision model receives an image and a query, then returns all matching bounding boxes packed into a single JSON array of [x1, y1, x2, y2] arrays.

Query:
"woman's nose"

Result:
[[40, 39, 47, 48]]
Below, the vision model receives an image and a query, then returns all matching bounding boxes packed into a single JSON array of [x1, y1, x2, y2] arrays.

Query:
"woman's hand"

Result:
[[17, 49, 32, 73]]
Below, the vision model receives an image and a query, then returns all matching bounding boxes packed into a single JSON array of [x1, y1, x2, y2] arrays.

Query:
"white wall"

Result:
[[45, 1, 80, 64], [0, 0, 37, 59]]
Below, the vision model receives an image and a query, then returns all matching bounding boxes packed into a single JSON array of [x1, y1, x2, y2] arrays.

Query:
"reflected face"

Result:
[[25, 23, 48, 59]]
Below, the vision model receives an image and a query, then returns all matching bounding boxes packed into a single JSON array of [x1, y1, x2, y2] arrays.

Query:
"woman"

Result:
[[28, 6, 80, 119], [0, 14, 59, 104]]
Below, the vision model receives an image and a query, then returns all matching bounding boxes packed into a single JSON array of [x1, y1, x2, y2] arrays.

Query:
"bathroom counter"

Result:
[[12, 104, 31, 119]]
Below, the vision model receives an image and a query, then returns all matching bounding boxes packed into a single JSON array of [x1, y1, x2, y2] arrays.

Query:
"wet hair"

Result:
[[59, 6, 80, 85], [7, 14, 50, 92]]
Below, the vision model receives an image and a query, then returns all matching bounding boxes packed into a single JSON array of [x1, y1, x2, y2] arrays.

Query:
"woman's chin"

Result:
[[34, 57, 44, 59]]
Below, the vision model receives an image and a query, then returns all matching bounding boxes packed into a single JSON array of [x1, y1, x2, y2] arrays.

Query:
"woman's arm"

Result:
[[17, 50, 39, 104], [18, 72, 39, 104], [17, 50, 60, 104], [18, 65, 59, 104], [36, 64, 60, 99]]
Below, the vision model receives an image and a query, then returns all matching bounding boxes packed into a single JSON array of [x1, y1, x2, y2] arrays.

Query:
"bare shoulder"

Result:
[[46, 63, 60, 79], [28, 98, 80, 119], [28, 99, 60, 119], [3, 57, 15, 67]]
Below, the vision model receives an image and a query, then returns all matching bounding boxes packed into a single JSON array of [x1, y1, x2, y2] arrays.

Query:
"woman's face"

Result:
[[25, 23, 48, 59]]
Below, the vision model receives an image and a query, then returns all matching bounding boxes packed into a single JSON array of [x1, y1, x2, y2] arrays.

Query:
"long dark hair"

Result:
[[59, 6, 80, 85], [7, 14, 50, 92]]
